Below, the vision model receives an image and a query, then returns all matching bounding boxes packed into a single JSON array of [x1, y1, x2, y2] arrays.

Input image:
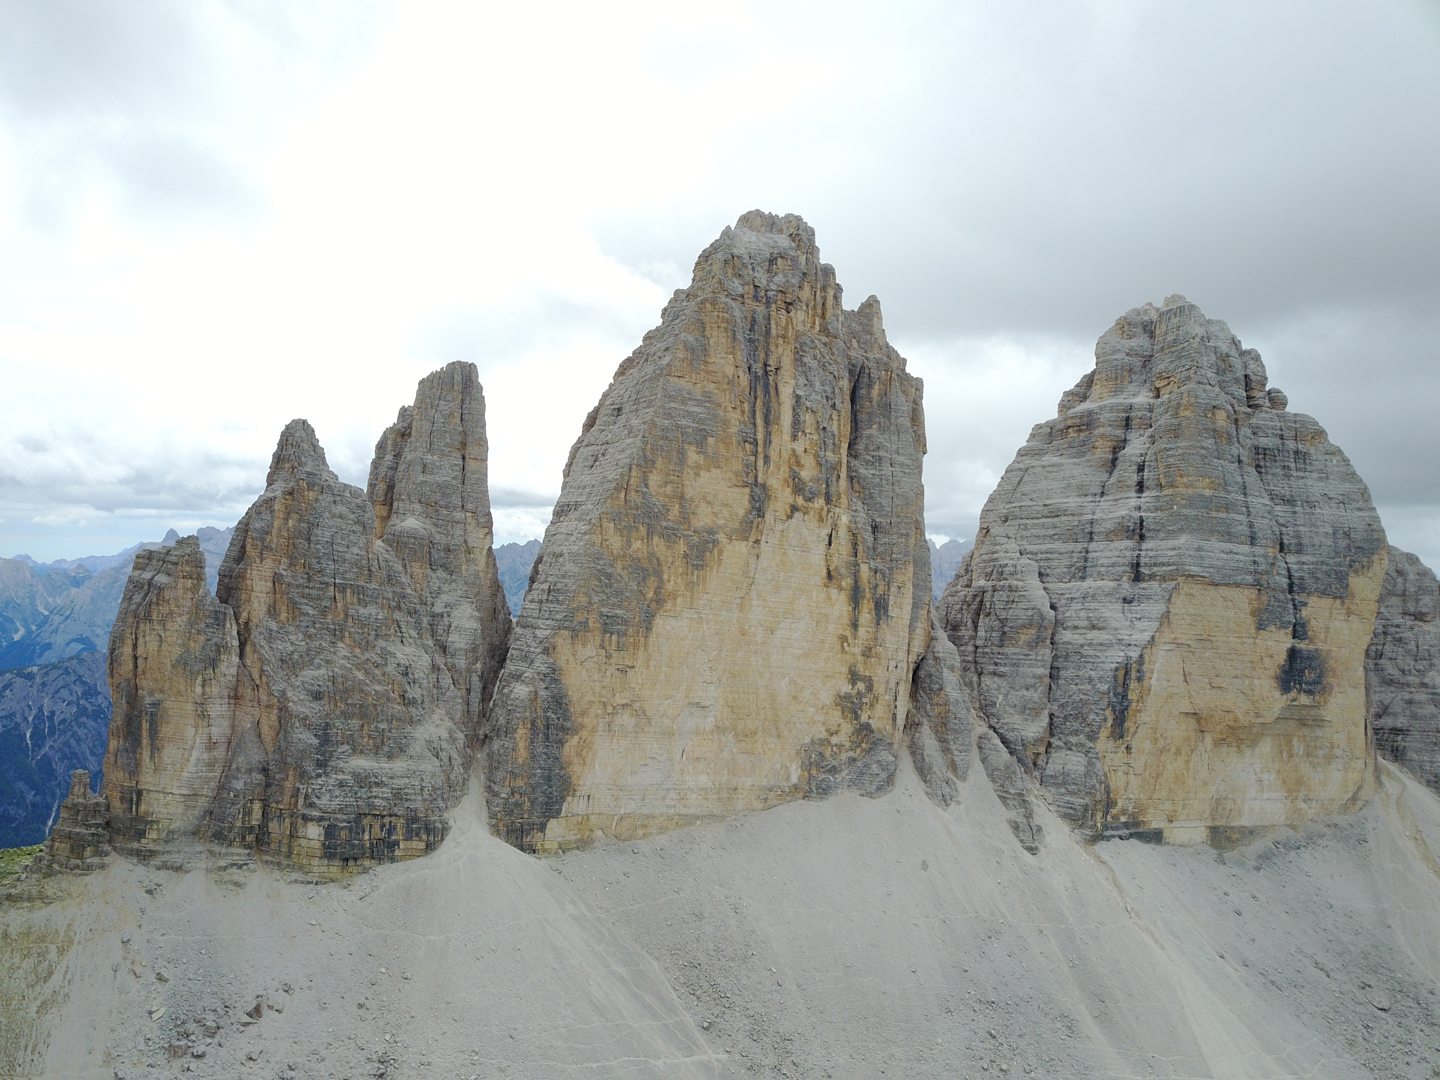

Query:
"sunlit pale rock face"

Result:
[[942, 296, 1386, 843], [1367, 545, 1440, 793], [101, 365, 510, 872], [104, 537, 241, 856], [486, 211, 967, 852]]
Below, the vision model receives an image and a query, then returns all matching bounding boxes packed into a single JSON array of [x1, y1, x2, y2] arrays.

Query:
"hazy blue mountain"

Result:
[[928, 537, 970, 600], [0, 527, 233, 671], [0, 651, 110, 846], [494, 539, 541, 617]]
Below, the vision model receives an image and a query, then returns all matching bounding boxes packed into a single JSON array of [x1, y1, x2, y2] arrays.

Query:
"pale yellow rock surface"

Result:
[[1098, 562, 1384, 842], [487, 212, 942, 851], [103, 537, 241, 856]]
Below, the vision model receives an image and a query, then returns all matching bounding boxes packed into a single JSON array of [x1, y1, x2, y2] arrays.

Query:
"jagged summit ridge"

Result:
[[99, 364, 510, 871], [943, 295, 1386, 842], [61, 223, 1415, 871], [485, 210, 968, 852]]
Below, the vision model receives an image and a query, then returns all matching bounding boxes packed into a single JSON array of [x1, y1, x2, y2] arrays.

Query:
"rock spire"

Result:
[[99, 365, 510, 871]]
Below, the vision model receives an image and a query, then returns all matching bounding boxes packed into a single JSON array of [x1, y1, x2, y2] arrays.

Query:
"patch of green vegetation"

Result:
[[0, 845, 42, 881]]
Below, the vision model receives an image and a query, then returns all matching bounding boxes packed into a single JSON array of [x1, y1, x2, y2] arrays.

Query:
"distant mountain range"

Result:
[[928, 537, 969, 600], [0, 527, 232, 846], [494, 538, 541, 616]]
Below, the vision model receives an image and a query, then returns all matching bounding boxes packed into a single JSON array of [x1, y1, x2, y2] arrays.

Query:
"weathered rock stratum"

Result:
[[1367, 545, 1440, 793], [943, 296, 1386, 842], [486, 211, 968, 852], [100, 363, 510, 871]]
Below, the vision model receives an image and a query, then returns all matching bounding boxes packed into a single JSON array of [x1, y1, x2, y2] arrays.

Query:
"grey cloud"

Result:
[[489, 487, 560, 510], [590, 210, 723, 293], [596, 4, 1440, 350], [2, 2, 378, 230], [1375, 505, 1440, 577], [5, 2, 1436, 568], [0, 0, 206, 119], [1251, 304, 1440, 511], [0, 432, 263, 524], [100, 129, 263, 220]]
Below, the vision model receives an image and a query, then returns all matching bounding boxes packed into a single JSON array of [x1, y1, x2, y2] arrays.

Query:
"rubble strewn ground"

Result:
[[3, 760, 1439, 1079]]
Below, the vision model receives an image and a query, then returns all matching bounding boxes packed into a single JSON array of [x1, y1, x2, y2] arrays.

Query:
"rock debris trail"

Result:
[[5, 758, 1439, 1079]]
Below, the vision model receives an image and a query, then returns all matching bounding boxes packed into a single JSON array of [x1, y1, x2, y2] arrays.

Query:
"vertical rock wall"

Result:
[[207, 419, 469, 867], [103, 537, 241, 856], [943, 296, 1385, 842], [369, 361, 512, 736], [486, 211, 961, 852], [1367, 545, 1440, 793], [99, 366, 510, 872]]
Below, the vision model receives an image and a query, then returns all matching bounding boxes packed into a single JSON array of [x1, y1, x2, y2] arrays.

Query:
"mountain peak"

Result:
[[266, 418, 330, 486]]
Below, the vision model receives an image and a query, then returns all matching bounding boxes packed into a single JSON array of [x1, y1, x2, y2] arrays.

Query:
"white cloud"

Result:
[[0, 0, 1437, 570]]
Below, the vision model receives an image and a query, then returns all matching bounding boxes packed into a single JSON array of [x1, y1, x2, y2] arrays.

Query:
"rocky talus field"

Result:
[[3, 213, 1439, 1079]]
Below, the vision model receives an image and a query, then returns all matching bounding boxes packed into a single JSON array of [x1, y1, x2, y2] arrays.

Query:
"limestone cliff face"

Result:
[[942, 296, 1386, 842], [99, 366, 509, 872], [1367, 545, 1440, 792], [486, 211, 959, 851], [103, 537, 240, 856], [207, 419, 469, 868], [904, 607, 975, 809], [368, 361, 512, 738]]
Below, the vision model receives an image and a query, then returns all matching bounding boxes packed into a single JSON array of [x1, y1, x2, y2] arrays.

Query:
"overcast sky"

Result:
[[2, 0, 1437, 571]]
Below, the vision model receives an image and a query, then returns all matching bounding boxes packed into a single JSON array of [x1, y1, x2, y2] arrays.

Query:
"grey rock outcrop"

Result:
[[976, 728, 1042, 853], [99, 366, 509, 872], [943, 296, 1386, 842], [486, 211, 963, 852], [1367, 545, 1440, 792], [205, 420, 470, 868], [0, 530, 231, 849], [369, 361, 512, 738], [906, 609, 974, 807], [37, 770, 109, 871], [0, 528, 231, 671]]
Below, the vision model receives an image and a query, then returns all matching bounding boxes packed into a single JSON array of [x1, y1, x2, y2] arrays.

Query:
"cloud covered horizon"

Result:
[[2, 1, 1437, 570]]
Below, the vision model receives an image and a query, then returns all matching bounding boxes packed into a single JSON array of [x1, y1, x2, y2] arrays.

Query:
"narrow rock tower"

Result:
[[943, 296, 1386, 842], [369, 362, 512, 738], [486, 211, 967, 852]]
